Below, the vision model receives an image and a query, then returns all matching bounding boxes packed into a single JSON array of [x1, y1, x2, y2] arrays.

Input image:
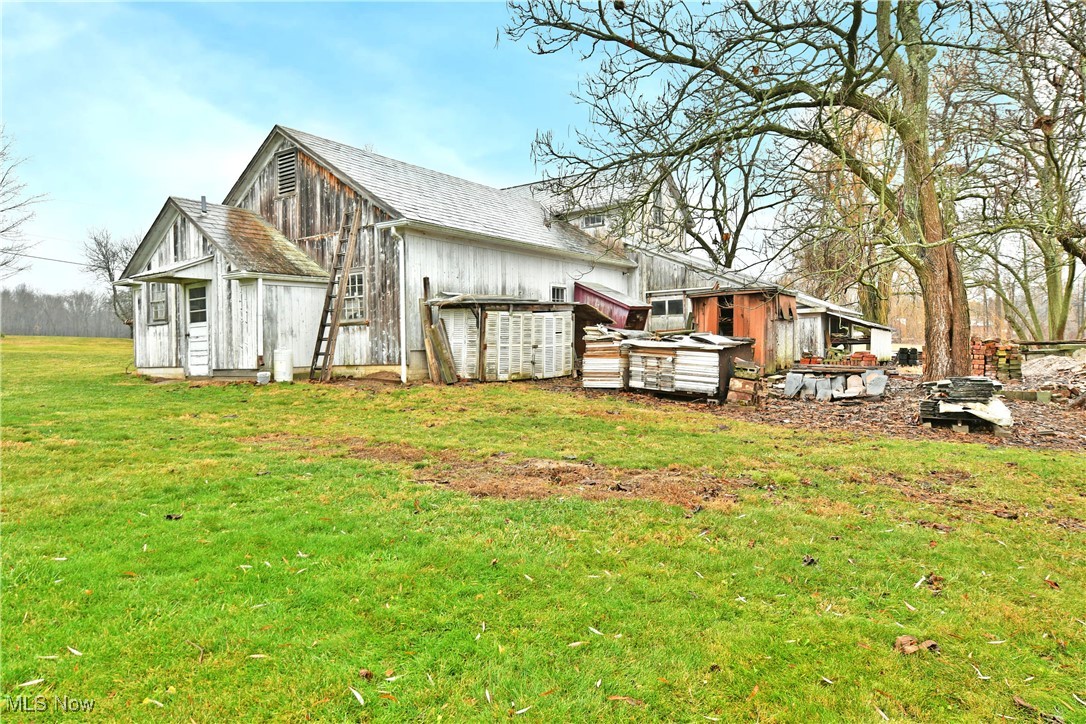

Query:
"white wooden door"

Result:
[[186, 284, 210, 376]]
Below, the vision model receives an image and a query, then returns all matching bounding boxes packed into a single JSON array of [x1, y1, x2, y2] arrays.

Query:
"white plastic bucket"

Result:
[[273, 348, 293, 383]]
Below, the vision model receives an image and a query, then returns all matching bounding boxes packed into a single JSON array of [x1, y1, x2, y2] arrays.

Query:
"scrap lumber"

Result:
[[432, 319, 458, 384], [419, 298, 441, 384]]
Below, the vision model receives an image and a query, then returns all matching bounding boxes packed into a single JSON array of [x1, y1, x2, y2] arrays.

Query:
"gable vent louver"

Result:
[[277, 150, 298, 195]]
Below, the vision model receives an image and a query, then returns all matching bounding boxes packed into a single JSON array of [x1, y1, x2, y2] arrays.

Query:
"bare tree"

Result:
[[0, 130, 44, 279], [508, 1, 977, 379], [947, 0, 1086, 340], [82, 228, 137, 331]]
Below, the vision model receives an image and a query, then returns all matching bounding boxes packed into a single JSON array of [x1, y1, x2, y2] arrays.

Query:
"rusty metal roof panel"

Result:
[[171, 197, 327, 278], [277, 126, 631, 267]]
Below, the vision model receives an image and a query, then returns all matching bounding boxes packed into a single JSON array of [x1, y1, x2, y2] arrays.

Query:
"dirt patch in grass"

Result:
[[240, 433, 1085, 528], [244, 433, 741, 510], [416, 456, 740, 510]]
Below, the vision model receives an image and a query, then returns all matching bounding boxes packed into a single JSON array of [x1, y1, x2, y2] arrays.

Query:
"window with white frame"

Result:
[[581, 214, 604, 229], [550, 285, 567, 303], [148, 283, 168, 324], [650, 298, 684, 316], [342, 271, 366, 322]]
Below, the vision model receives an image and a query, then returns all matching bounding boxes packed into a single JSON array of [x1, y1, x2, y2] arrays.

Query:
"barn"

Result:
[[117, 125, 891, 380]]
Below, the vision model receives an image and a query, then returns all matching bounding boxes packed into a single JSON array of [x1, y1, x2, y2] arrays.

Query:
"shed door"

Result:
[[186, 284, 211, 376]]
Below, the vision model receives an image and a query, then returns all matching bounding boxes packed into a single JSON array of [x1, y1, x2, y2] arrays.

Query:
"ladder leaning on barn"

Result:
[[309, 207, 363, 382]]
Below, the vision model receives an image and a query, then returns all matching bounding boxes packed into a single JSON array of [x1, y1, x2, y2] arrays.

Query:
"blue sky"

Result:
[[1, 1, 589, 292]]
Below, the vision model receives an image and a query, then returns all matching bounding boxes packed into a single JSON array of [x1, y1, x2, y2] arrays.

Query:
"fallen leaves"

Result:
[[348, 687, 365, 706], [358, 668, 374, 680], [893, 636, 939, 655], [802, 555, 818, 566], [1013, 695, 1065, 723], [607, 695, 644, 707]]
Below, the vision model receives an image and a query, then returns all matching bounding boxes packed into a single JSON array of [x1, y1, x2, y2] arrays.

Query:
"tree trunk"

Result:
[[915, 246, 971, 380]]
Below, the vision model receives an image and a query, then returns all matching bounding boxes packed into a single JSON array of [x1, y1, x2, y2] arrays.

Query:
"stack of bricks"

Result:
[[970, 338, 1023, 380], [727, 361, 764, 406], [799, 355, 824, 365], [847, 351, 878, 367]]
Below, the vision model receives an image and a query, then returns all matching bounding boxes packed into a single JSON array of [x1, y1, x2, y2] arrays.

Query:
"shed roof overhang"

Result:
[[125, 255, 215, 284], [827, 310, 894, 332]]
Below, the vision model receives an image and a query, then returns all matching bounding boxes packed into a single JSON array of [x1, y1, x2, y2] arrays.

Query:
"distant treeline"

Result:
[[1, 285, 131, 338]]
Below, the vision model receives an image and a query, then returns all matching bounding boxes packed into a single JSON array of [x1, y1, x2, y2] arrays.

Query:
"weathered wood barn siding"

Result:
[[796, 311, 826, 357], [233, 140, 401, 367], [401, 228, 630, 356], [134, 284, 181, 370], [261, 282, 324, 368], [631, 250, 727, 295], [131, 210, 263, 373]]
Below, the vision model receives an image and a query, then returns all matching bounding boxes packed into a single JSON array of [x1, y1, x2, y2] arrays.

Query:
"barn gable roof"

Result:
[[225, 125, 633, 268], [121, 197, 326, 281]]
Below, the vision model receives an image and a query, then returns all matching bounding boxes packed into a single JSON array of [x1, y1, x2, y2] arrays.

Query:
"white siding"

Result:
[[796, 312, 826, 357], [870, 328, 893, 360], [263, 282, 324, 370], [402, 229, 630, 359]]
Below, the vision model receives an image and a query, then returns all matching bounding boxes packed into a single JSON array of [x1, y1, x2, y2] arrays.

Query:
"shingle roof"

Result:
[[173, 198, 326, 278], [277, 126, 632, 266]]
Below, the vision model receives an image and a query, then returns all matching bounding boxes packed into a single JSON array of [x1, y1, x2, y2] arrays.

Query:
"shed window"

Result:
[[550, 285, 567, 303], [277, 150, 297, 195], [148, 283, 168, 325], [651, 298, 683, 316], [581, 214, 604, 229], [342, 271, 366, 322]]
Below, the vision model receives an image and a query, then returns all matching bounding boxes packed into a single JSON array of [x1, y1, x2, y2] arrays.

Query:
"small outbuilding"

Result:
[[684, 287, 798, 373], [574, 281, 650, 330]]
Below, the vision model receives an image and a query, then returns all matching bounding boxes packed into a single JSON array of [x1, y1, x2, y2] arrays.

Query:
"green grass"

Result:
[[1, 335, 1084, 721]]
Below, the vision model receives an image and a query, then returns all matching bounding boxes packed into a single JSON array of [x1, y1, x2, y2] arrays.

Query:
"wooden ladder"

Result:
[[310, 207, 363, 381]]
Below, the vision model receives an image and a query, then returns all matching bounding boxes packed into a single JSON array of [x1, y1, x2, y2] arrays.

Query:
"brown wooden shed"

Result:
[[685, 288, 797, 373]]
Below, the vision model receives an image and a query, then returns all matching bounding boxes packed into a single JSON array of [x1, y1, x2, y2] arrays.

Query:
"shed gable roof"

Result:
[[122, 197, 326, 280]]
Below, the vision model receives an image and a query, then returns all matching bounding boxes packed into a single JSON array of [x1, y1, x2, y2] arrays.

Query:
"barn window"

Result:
[[581, 214, 604, 229], [201, 235, 212, 256], [651, 298, 683, 316], [651, 205, 666, 227], [550, 285, 567, 303], [148, 283, 168, 325], [277, 150, 297, 195], [342, 271, 366, 322]]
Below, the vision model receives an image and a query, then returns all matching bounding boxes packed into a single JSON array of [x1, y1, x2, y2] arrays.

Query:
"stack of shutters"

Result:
[[440, 308, 574, 381], [439, 309, 479, 379]]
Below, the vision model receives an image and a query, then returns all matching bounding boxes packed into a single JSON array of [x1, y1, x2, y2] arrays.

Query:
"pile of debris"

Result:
[[727, 361, 764, 406], [919, 377, 1013, 432], [1021, 354, 1086, 406], [971, 338, 1022, 380], [580, 325, 755, 401], [780, 367, 890, 402], [582, 326, 648, 389]]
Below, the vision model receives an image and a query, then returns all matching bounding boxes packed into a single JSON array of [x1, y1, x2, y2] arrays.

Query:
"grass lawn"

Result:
[[1, 335, 1084, 721]]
